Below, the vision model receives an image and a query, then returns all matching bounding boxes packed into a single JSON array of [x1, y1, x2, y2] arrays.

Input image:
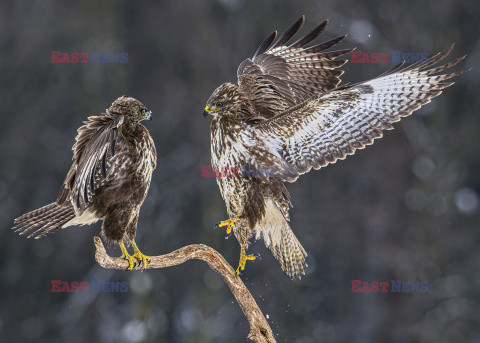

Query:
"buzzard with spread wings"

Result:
[[203, 16, 465, 279], [13, 96, 157, 269]]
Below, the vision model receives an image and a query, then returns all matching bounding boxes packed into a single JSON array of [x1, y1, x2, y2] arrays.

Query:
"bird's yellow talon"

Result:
[[133, 252, 151, 269], [215, 218, 238, 238], [119, 241, 150, 270], [119, 241, 137, 270], [132, 241, 151, 269], [235, 244, 258, 275]]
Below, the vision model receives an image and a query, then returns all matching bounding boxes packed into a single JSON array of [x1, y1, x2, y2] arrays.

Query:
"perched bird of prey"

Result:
[[13, 96, 157, 269], [203, 16, 465, 279]]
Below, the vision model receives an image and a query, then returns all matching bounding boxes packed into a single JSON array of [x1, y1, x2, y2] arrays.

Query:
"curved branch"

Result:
[[93, 236, 276, 343]]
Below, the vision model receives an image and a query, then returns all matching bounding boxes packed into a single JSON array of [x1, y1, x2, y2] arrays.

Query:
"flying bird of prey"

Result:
[[13, 96, 157, 269], [203, 16, 465, 279]]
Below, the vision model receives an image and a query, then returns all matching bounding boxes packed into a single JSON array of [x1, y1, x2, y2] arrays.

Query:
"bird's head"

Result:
[[107, 96, 152, 123], [203, 83, 242, 119]]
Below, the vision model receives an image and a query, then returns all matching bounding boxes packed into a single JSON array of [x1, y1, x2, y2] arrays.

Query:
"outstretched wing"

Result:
[[254, 45, 466, 182], [237, 16, 352, 118], [57, 115, 121, 214]]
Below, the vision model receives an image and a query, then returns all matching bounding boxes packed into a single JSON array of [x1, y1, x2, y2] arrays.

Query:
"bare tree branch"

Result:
[[93, 236, 276, 343]]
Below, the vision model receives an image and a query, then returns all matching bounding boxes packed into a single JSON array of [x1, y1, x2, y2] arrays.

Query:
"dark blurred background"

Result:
[[1, 0, 479, 342]]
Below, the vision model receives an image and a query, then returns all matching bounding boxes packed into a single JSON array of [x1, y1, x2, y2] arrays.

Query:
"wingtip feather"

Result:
[[254, 31, 277, 57], [272, 16, 305, 49]]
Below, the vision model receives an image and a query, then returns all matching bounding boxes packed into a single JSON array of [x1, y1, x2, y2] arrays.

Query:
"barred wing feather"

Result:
[[255, 45, 466, 182]]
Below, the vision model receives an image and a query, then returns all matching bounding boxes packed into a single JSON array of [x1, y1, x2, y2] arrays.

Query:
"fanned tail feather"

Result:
[[270, 224, 307, 279], [259, 199, 307, 279], [12, 203, 75, 239]]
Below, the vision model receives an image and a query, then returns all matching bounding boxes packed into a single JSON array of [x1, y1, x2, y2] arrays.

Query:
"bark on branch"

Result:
[[93, 236, 276, 343]]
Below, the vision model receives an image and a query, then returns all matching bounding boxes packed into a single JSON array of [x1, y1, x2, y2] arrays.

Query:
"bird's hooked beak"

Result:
[[203, 105, 219, 118], [142, 110, 153, 121], [203, 106, 212, 118]]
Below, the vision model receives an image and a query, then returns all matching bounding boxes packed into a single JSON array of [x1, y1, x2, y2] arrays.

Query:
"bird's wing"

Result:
[[57, 115, 121, 214], [253, 46, 465, 182], [237, 16, 351, 118]]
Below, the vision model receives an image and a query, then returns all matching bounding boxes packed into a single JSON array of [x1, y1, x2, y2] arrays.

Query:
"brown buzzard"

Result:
[[203, 16, 465, 279], [13, 96, 157, 269]]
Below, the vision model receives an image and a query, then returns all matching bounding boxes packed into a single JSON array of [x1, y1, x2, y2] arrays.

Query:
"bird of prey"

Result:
[[13, 96, 157, 269], [203, 16, 465, 279]]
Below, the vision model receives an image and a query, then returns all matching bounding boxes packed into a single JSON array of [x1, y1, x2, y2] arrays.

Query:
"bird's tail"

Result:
[[12, 203, 76, 239], [259, 199, 308, 279]]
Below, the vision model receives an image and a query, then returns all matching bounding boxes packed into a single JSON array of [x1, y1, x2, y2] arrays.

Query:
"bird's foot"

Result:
[[215, 218, 238, 239], [132, 241, 151, 269], [235, 244, 260, 276], [119, 241, 137, 270]]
